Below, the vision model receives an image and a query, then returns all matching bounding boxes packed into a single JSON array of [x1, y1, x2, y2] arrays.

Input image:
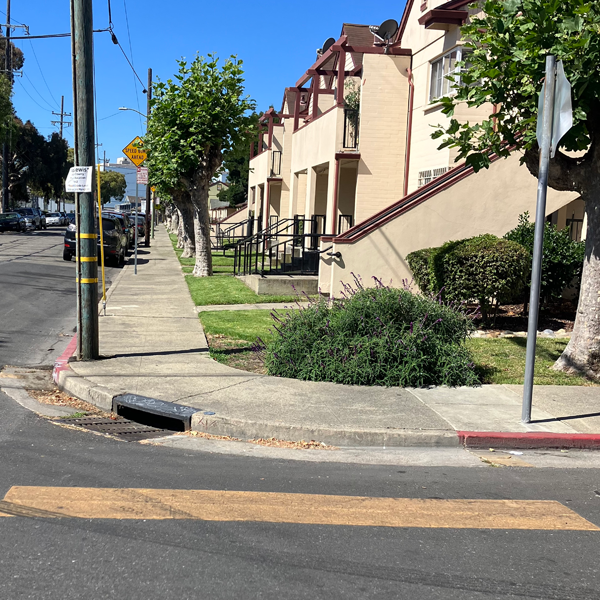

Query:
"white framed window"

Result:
[[418, 167, 448, 188], [429, 47, 472, 102]]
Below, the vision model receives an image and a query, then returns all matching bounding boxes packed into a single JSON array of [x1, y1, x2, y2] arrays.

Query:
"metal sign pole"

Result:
[[134, 180, 138, 275], [522, 55, 556, 423]]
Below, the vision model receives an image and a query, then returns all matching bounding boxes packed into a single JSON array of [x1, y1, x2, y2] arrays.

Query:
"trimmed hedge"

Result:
[[262, 277, 479, 388], [407, 234, 530, 319], [504, 212, 585, 303]]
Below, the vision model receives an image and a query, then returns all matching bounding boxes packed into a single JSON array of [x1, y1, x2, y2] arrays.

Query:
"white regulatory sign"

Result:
[[65, 166, 93, 193], [136, 167, 148, 185]]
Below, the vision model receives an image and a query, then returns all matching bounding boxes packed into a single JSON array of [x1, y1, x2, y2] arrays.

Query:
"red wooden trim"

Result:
[[418, 9, 468, 29], [337, 47, 346, 107], [398, 0, 415, 43], [296, 35, 348, 87], [329, 155, 503, 245], [293, 86, 301, 132], [334, 152, 360, 161], [292, 105, 338, 135], [345, 46, 412, 56], [311, 76, 319, 120], [267, 177, 282, 183]]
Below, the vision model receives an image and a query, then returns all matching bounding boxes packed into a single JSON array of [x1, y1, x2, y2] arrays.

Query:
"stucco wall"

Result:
[[321, 153, 579, 295], [353, 54, 411, 224]]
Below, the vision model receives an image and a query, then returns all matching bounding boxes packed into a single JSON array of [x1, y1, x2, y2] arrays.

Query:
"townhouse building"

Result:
[[243, 0, 584, 297]]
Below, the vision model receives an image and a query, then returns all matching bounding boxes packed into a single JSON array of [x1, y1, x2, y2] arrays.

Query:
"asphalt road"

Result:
[[1, 228, 600, 600], [0, 227, 119, 367]]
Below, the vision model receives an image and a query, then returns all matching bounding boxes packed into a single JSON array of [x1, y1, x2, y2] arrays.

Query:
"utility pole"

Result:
[[72, 0, 99, 360], [144, 67, 152, 247], [1, 0, 11, 213], [51, 95, 72, 138]]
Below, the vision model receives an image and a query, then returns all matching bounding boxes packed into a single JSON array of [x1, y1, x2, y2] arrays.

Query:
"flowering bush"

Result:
[[259, 276, 479, 387]]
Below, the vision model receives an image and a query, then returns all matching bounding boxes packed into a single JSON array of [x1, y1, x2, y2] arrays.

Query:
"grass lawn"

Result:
[[186, 275, 300, 306], [198, 308, 596, 386]]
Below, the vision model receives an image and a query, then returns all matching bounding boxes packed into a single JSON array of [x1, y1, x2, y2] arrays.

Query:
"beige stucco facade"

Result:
[[244, 7, 584, 295]]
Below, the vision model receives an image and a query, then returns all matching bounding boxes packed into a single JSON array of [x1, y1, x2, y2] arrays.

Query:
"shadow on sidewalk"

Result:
[[111, 347, 210, 359], [531, 411, 600, 424]]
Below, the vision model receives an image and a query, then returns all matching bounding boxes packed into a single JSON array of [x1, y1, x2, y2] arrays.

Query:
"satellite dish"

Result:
[[377, 19, 398, 42], [322, 37, 336, 53]]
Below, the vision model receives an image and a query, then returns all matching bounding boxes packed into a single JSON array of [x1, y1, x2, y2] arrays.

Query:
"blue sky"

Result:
[[10, 0, 406, 166]]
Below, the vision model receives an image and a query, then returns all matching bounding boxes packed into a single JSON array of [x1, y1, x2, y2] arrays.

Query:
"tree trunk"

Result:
[[554, 188, 600, 379], [189, 178, 213, 277], [172, 191, 196, 258], [169, 205, 179, 234]]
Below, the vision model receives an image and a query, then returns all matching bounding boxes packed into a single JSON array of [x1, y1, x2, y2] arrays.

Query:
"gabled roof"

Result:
[[398, 0, 471, 44]]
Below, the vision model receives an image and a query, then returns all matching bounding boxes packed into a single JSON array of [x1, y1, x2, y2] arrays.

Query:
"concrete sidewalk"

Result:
[[55, 226, 600, 449]]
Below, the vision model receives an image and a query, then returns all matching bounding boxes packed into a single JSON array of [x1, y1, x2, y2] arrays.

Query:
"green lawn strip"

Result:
[[200, 310, 279, 343], [467, 338, 596, 386], [185, 275, 300, 306]]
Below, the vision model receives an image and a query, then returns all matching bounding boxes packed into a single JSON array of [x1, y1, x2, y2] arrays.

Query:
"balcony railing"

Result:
[[337, 214, 354, 234], [343, 109, 360, 149], [271, 150, 282, 176], [234, 215, 326, 277]]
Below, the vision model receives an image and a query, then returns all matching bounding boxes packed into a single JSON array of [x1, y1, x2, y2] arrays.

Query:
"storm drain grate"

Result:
[[55, 417, 172, 442]]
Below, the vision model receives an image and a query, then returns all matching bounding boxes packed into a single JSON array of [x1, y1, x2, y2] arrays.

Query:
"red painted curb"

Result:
[[52, 335, 77, 384], [458, 431, 600, 450]]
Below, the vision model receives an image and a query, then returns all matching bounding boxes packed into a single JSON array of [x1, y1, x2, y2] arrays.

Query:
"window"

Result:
[[429, 47, 471, 102], [418, 167, 448, 188]]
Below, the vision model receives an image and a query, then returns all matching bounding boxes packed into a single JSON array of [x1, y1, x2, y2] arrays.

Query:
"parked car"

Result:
[[37, 209, 47, 230], [66, 212, 76, 224], [104, 210, 134, 249], [131, 214, 146, 240], [59, 211, 68, 225], [15, 207, 42, 230], [63, 214, 128, 266], [0, 212, 26, 232], [45, 212, 63, 226]]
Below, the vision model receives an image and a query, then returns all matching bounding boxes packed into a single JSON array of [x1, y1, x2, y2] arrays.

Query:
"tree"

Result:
[[433, 0, 600, 379], [145, 54, 255, 276], [99, 170, 127, 204], [218, 111, 260, 207]]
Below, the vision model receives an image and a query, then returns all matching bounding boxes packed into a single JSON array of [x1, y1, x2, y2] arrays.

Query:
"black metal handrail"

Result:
[[271, 150, 282, 176], [234, 216, 325, 276], [211, 217, 253, 254], [337, 214, 353, 234], [343, 108, 359, 149]]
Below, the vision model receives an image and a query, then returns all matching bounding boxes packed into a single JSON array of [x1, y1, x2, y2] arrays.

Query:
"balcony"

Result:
[[343, 109, 360, 150]]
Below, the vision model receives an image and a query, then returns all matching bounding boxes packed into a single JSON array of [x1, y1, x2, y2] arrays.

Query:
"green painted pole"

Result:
[[72, 0, 99, 360]]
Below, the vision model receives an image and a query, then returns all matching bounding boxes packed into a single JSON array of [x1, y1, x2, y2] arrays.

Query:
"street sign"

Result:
[[122, 136, 147, 166], [65, 166, 93, 192], [136, 167, 148, 184]]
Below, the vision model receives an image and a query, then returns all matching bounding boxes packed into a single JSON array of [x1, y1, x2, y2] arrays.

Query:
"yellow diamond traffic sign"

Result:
[[122, 136, 147, 167]]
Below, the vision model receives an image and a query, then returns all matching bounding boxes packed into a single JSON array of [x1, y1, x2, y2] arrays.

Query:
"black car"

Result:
[[63, 215, 128, 266], [131, 214, 146, 240], [66, 212, 76, 224], [0, 212, 26, 232], [104, 211, 134, 249]]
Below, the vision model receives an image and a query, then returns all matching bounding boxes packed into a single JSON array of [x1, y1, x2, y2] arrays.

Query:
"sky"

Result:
[[9, 0, 407, 167]]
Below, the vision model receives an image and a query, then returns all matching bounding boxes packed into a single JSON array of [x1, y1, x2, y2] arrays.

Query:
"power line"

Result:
[[122, 0, 143, 131], [98, 111, 122, 121], [27, 39, 60, 109], [16, 78, 53, 112], [22, 71, 56, 111]]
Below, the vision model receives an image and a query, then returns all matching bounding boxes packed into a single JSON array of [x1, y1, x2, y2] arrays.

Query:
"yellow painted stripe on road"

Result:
[[76, 256, 97, 262], [1, 487, 597, 530], [78, 233, 97, 239], [75, 278, 98, 284]]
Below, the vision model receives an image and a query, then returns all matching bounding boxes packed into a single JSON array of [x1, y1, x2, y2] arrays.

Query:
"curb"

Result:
[[191, 413, 459, 447], [458, 431, 600, 450]]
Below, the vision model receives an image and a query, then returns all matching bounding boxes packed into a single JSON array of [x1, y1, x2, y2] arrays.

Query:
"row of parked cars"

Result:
[[0, 208, 74, 233], [63, 211, 147, 267]]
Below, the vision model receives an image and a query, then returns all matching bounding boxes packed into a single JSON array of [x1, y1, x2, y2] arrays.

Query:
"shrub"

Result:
[[504, 212, 585, 303], [408, 235, 530, 320], [261, 277, 480, 388]]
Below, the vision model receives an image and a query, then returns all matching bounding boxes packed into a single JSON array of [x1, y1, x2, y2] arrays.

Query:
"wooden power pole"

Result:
[[72, 0, 99, 360], [1, 0, 11, 213]]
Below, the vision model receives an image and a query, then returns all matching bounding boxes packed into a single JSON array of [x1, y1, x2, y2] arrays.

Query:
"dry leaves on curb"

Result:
[[27, 389, 114, 419], [185, 430, 337, 450]]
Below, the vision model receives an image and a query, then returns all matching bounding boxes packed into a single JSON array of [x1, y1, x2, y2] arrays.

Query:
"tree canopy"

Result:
[[99, 170, 127, 204], [145, 54, 255, 276], [433, 0, 600, 378]]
